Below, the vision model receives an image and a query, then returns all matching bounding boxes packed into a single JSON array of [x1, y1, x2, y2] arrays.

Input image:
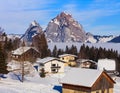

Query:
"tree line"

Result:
[[0, 30, 120, 75], [50, 44, 120, 74]]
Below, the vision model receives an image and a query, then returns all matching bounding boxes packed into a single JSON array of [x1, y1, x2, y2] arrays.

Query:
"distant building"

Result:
[[36, 57, 65, 73], [61, 68, 115, 93], [59, 54, 77, 66], [98, 59, 116, 71], [11, 47, 40, 62], [77, 59, 97, 69], [98, 58, 119, 77]]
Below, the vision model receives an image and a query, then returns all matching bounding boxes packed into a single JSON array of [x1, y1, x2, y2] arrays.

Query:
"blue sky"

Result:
[[0, 0, 120, 35]]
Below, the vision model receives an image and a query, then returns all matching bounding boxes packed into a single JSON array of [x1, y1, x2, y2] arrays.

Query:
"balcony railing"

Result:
[[51, 66, 61, 69]]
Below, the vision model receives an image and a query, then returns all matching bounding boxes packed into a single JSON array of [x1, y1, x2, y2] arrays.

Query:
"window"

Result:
[[52, 64, 56, 67], [40, 63, 44, 66], [51, 69, 57, 73], [102, 90, 105, 93]]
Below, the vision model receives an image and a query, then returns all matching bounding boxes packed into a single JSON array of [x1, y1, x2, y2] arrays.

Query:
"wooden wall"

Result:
[[62, 72, 114, 93]]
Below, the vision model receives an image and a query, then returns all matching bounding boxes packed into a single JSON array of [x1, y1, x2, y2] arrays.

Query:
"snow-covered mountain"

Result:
[[20, 20, 43, 44], [4, 12, 119, 43], [86, 32, 116, 43], [45, 12, 86, 42], [109, 35, 120, 43]]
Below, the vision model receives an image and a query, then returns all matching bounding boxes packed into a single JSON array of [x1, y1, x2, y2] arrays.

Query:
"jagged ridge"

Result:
[[45, 12, 86, 42]]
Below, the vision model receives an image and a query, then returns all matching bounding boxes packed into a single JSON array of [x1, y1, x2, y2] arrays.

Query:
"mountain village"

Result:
[[0, 12, 120, 93]]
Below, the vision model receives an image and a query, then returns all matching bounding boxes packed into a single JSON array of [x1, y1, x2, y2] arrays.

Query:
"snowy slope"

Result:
[[86, 33, 116, 43], [0, 67, 120, 93], [109, 35, 120, 43], [0, 79, 59, 93]]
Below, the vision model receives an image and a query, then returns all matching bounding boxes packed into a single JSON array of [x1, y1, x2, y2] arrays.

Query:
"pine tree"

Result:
[[0, 43, 8, 74], [52, 45, 58, 57], [57, 49, 64, 56], [32, 33, 48, 58], [78, 44, 86, 59], [12, 37, 20, 50], [6, 39, 13, 51], [65, 45, 69, 54], [70, 45, 78, 55], [47, 49, 51, 57], [40, 68, 46, 78]]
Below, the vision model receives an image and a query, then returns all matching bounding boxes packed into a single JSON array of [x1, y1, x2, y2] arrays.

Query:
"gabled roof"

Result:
[[61, 68, 114, 87], [12, 47, 39, 55], [36, 57, 65, 64], [59, 54, 77, 58]]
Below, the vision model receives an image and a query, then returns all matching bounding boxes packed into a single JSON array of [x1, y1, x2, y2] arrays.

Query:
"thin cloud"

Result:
[[0, 0, 57, 12], [63, 1, 120, 22], [0, 0, 120, 35]]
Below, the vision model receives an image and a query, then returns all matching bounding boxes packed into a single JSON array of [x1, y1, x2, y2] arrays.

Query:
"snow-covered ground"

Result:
[[0, 66, 120, 93], [0, 73, 62, 93], [114, 77, 120, 93], [48, 43, 120, 54]]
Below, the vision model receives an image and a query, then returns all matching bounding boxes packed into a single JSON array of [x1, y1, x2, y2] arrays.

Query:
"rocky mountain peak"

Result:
[[45, 12, 86, 42], [31, 20, 39, 26], [20, 20, 43, 45]]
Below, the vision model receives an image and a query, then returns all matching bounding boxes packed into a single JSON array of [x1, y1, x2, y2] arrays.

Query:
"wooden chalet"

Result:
[[59, 54, 77, 66], [61, 68, 115, 93], [12, 47, 40, 62]]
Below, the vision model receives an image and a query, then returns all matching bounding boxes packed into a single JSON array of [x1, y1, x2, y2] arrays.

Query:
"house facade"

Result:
[[77, 59, 97, 69], [36, 57, 65, 73], [59, 54, 77, 66], [12, 47, 40, 62], [61, 68, 115, 93]]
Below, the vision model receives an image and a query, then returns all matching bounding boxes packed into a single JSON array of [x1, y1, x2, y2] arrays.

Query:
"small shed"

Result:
[[12, 47, 40, 62], [59, 54, 77, 66], [61, 68, 115, 93], [36, 57, 65, 73]]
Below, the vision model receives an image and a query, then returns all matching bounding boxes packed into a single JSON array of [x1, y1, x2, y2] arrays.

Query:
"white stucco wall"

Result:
[[43, 60, 64, 73]]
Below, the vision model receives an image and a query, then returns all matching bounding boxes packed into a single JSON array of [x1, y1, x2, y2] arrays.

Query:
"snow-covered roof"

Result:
[[59, 54, 77, 58], [98, 58, 116, 71], [36, 57, 65, 64], [61, 68, 103, 87], [12, 47, 39, 55]]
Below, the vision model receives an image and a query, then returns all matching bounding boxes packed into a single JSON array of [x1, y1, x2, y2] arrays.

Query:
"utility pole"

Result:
[[21, 41, 25, 82]]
